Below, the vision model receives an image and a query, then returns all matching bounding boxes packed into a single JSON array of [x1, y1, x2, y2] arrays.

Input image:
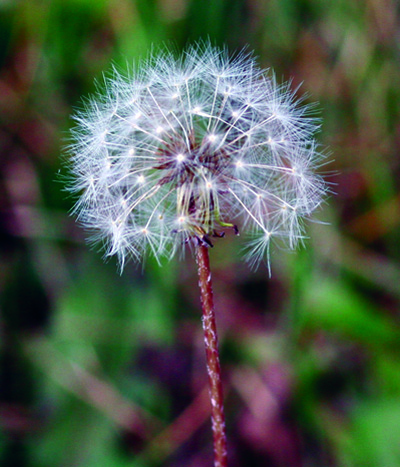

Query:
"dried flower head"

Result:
[[67, 43, 327, 270]]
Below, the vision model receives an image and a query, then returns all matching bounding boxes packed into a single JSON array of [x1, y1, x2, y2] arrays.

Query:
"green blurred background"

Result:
[[1, 0, 400, 466]]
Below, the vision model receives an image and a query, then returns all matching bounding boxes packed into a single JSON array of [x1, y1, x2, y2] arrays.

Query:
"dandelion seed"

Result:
[[66, 43, 327, 270]]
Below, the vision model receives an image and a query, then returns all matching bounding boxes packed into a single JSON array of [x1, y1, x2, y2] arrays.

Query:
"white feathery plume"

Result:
[[66, 43, 327, 271]]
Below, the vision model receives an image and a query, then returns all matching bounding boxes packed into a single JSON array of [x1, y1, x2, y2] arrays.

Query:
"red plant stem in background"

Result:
[[196, 245, 228, 467]]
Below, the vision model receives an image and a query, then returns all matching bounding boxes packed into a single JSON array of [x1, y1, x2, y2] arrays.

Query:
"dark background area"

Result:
[[1, 0, 400, 466]]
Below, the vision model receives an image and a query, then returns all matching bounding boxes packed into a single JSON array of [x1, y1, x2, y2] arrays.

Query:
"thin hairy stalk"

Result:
[[196, 245, 228, 467]]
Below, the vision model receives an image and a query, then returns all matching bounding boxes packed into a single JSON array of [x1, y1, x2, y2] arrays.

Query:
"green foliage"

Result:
[[0, 0, 399, 466]]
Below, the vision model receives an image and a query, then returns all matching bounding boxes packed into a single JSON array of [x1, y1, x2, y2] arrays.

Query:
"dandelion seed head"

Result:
[[66, 42, 327, 271]]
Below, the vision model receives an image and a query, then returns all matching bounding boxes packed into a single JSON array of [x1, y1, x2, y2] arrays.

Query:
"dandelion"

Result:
[[68, 43, 326, 271], [66, 43, 327, 467]]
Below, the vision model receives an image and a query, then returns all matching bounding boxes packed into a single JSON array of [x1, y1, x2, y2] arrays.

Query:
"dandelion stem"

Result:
[[196, 245, 228, 467]]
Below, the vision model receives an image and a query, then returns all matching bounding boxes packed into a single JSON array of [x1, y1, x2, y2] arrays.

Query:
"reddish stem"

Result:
[[196, 245, 228, 467]]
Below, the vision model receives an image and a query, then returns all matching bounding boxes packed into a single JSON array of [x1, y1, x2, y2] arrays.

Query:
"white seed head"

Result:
[[66, 43, 327, 270]]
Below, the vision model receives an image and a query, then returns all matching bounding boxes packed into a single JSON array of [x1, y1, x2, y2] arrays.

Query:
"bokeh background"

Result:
[[1, 0, 400, 466]]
